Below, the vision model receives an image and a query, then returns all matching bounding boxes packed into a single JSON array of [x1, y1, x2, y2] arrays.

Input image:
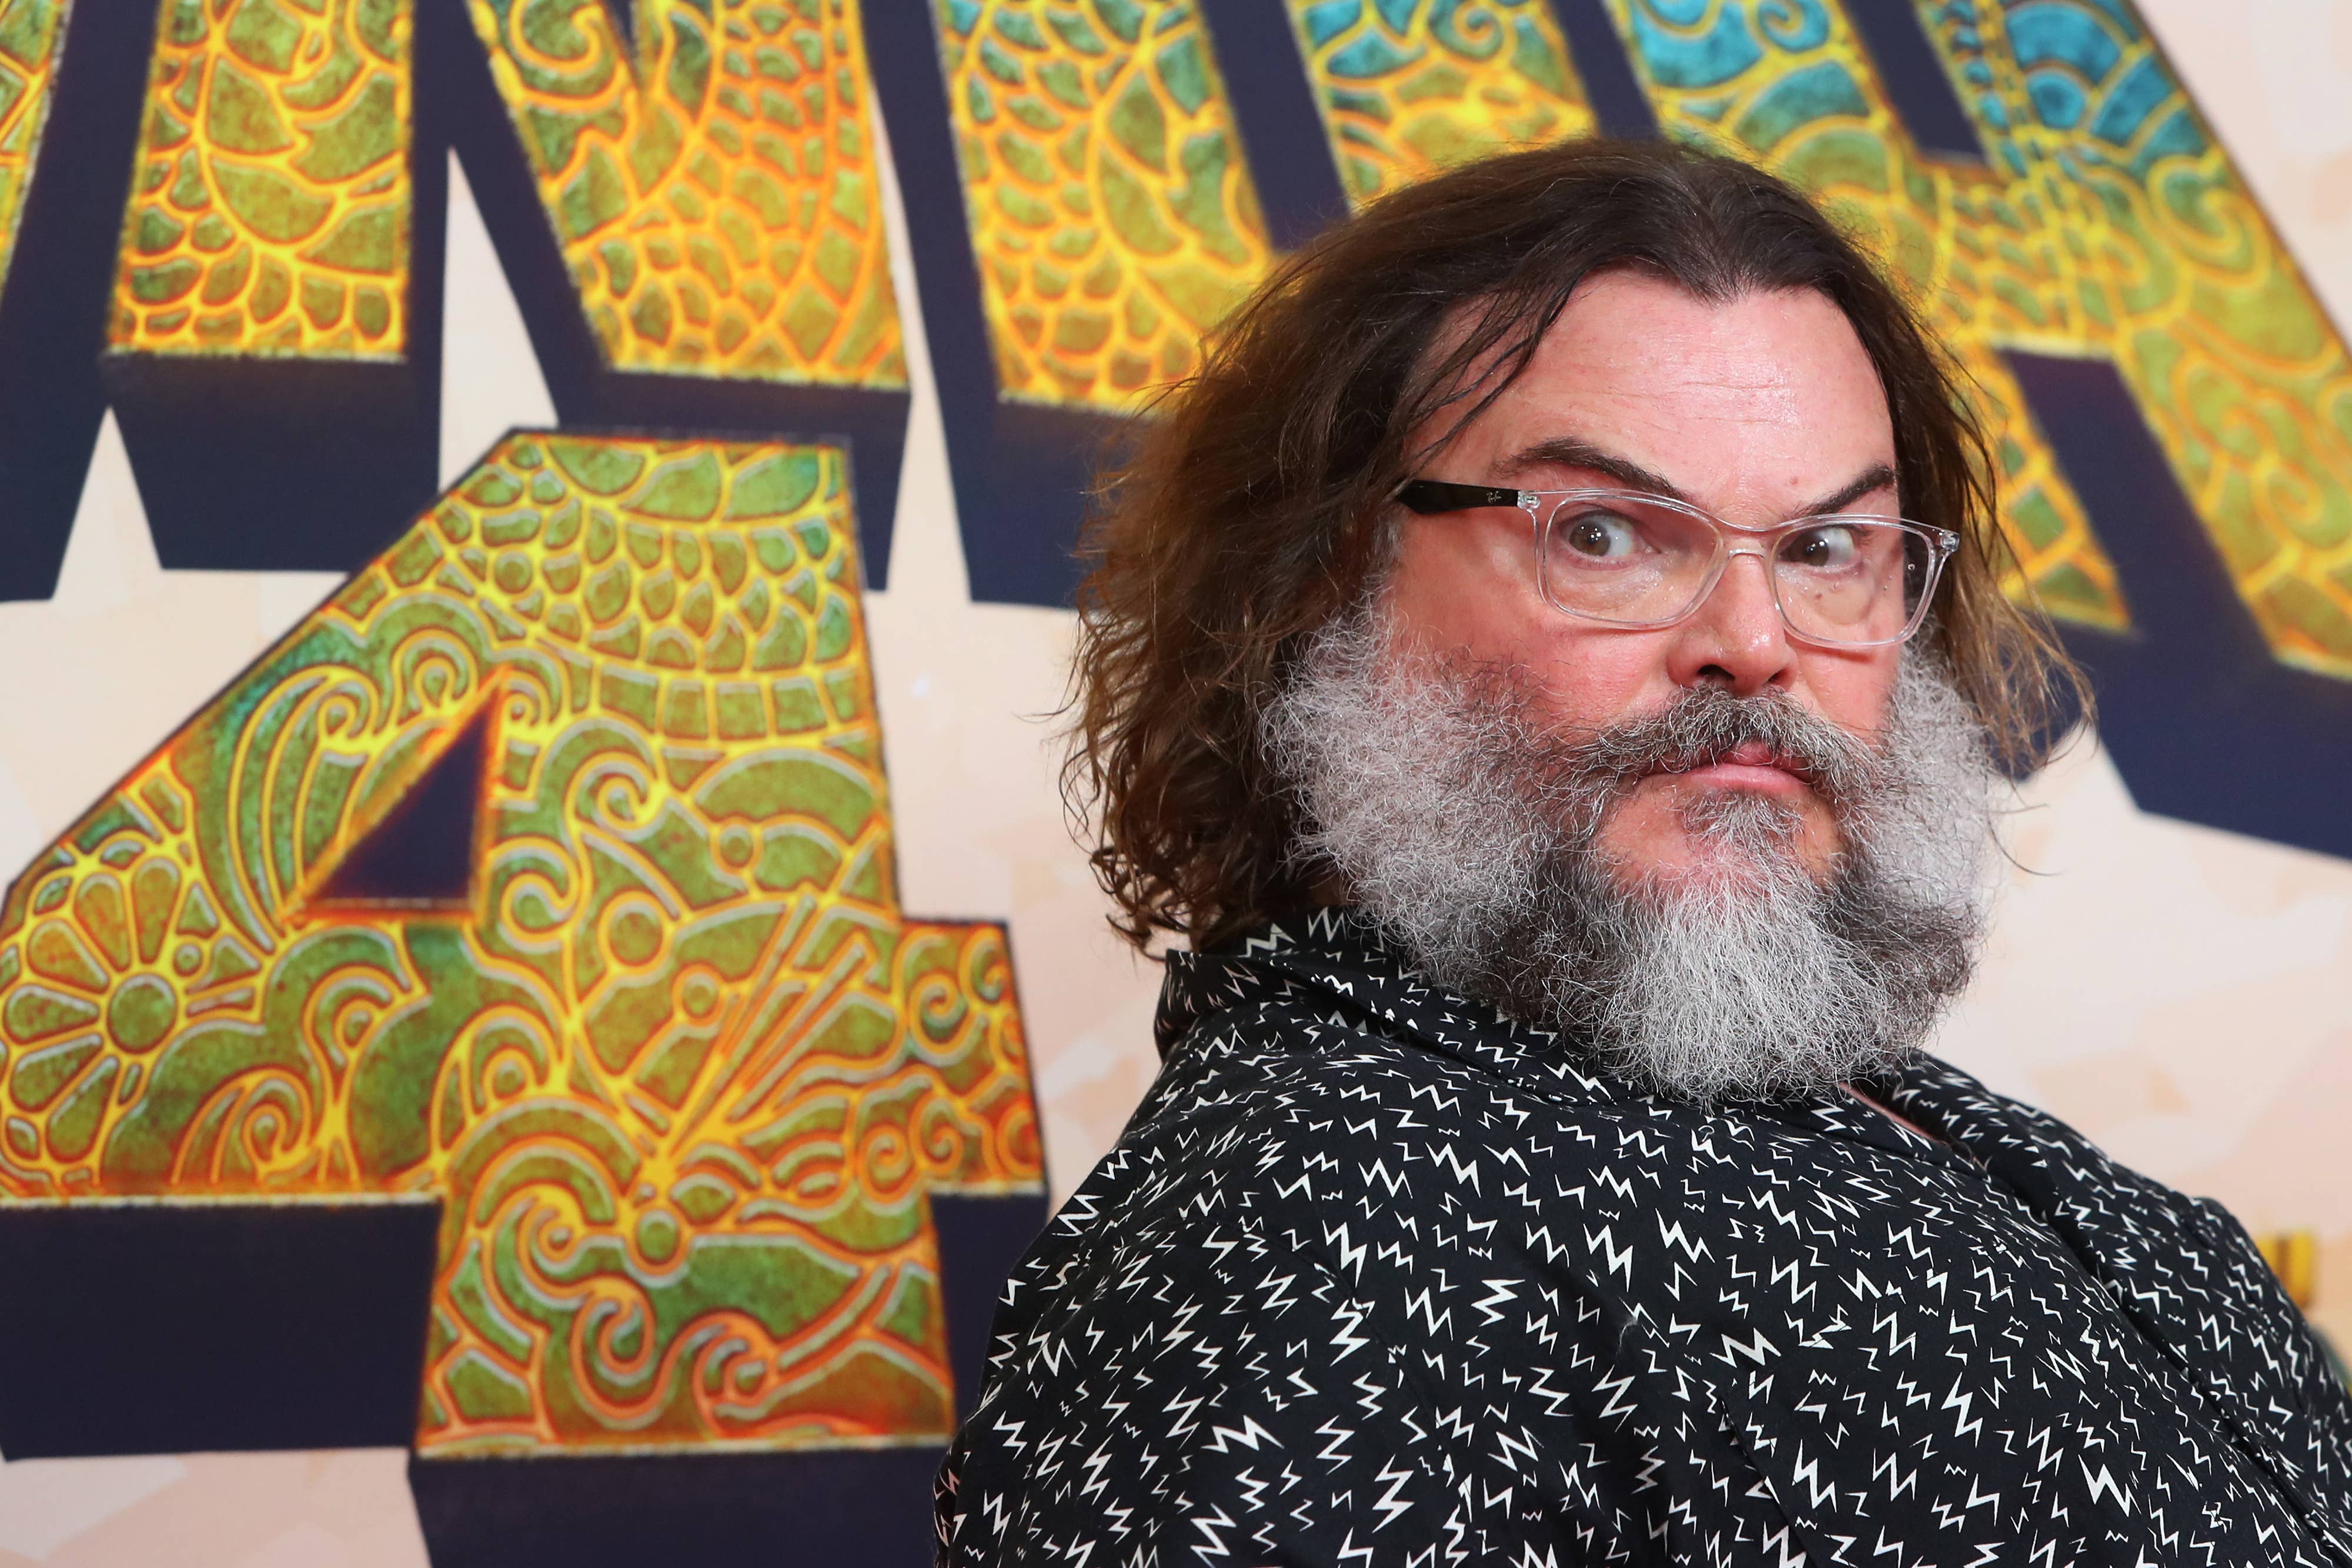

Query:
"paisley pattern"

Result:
[[466, 0, 905, 385], [0, 434, 1043, 1456], [1285, 0, 1598, 205], [1609, 0, 2352, 666], [0, 0, 64, 303], [111, 0, 412, 355], [940, 911, 2352, 1563], [932, 0, 1273, 411]]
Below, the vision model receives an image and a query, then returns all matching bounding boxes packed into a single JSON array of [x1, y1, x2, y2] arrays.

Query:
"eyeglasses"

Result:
[[1396, 480, 1958, 648]]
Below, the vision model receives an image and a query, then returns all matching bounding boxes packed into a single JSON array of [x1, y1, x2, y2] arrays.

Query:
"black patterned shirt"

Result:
[[938, 910, 2352, 1564]]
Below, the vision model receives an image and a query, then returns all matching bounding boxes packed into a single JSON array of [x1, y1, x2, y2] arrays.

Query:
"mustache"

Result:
[[1464, 678, 1883, 834]]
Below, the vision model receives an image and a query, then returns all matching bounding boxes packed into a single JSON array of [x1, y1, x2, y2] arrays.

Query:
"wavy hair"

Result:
[[1064, 138, 2082, 952]]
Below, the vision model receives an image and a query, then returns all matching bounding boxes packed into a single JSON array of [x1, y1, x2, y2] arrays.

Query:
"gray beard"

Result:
[[1260, 609, 1996, 1103]]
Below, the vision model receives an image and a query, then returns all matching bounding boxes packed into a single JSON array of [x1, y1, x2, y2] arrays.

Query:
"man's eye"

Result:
[[1783, 524, 1861, 571], [1561, 511, 1641, 560]]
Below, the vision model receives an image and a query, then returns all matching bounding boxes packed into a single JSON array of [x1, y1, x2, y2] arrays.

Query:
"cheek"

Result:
[[1527, 630, 1670, 732], [1384, 516, 1547, 658], [1796, 646, 1902, 739], [1387, 521, 1679, 727]]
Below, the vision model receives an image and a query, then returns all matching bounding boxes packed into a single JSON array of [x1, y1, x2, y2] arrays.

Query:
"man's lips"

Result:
[[1643, 741, 1816, 794]]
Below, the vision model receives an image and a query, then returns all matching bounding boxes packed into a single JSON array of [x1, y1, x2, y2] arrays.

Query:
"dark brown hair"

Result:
[[1065, 138, 2082, 952]]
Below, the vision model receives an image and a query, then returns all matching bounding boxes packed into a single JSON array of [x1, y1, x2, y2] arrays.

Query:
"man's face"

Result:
[[1385, 272, 1903, 885]]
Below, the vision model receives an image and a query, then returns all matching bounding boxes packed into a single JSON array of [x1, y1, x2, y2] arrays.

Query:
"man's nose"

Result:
[[1668, 551, 1796, 695]]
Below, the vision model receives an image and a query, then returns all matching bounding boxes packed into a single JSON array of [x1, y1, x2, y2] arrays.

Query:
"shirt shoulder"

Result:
[[1893, 1057, 2352, 1513], [939, 982, 1775, 1566], [1124, 962, 1683, 1247]]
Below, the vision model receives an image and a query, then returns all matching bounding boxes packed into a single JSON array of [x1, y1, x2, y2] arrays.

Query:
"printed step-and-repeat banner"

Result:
[[1, 0, 2350, 1562]]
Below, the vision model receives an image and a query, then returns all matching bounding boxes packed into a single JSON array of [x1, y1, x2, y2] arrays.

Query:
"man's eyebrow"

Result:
[[1802, 462, 1899, 517], [1502, 439, 1900, 519], [1500, 438, 1686, 501]]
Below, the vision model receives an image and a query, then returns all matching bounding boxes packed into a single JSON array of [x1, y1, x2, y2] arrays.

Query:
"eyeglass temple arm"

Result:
[[1395, 479, 1529, 514]]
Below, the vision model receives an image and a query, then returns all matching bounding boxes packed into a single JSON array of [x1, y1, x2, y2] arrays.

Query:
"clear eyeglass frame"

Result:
[[1395, 479, 1960, 650]]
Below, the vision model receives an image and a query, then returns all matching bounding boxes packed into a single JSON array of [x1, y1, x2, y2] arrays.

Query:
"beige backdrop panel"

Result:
[[1, 1, 2348, 1560]]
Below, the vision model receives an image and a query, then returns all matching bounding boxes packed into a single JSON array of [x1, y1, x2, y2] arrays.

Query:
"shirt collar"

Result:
[[1160, 910, 2042, 1165], [1167, 909, 1882, 1115]]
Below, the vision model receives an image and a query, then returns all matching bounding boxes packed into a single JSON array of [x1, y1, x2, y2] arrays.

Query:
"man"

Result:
[[937, 141, 2352, 1563]]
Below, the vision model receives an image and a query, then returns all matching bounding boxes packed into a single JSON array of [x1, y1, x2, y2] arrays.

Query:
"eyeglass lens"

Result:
[[1538, 496, 1933, 644]]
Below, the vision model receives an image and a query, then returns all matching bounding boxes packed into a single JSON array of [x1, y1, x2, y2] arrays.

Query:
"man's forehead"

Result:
[[1454, 282, 1898, 507], [1512, 282, 1881, 397]]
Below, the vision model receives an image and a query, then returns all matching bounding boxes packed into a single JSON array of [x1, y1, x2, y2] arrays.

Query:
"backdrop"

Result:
[[1, 0, 2349, 1562]]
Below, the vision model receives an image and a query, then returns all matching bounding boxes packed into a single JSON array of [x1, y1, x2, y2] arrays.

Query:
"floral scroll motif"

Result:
[[0, 434, 1042, 1455]]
